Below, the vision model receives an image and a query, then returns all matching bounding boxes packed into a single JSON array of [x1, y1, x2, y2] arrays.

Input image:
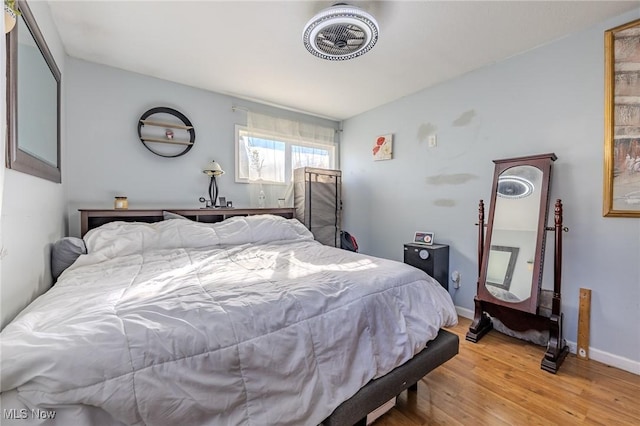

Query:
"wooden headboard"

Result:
[[79, 208, 297, 237]]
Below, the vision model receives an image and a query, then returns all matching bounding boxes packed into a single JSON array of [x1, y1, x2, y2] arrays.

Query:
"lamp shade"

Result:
[[203, 161, 225, 177]]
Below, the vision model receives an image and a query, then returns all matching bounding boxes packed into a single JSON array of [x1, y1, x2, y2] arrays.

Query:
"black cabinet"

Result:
[[403, 243, 449, 290]]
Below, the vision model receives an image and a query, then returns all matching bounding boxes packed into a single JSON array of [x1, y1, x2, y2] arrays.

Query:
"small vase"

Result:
[[4, 5, 17, 34]]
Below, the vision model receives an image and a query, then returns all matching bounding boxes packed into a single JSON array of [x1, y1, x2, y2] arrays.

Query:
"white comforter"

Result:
[[0, 215, 457, 426]]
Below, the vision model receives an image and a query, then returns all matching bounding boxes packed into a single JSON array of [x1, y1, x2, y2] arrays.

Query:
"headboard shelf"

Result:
[[79, 208, 296, 237]]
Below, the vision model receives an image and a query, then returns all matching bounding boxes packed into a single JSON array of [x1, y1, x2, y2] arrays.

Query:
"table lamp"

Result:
[[203, 160, 225, 208]]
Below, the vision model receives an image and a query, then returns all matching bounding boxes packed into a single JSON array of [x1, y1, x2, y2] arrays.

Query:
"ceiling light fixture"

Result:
[[302, 3, 379, 61], [497, 176, 534, 199]]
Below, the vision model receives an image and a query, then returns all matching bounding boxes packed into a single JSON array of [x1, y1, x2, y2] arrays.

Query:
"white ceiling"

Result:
[[47, 1, 639, 121]]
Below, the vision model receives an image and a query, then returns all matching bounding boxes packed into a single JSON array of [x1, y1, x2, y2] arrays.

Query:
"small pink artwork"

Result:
[[373, 134, 393, 161]]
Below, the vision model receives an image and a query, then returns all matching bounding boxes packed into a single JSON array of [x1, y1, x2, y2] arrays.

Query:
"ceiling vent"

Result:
[[302, 3, 379, 61]]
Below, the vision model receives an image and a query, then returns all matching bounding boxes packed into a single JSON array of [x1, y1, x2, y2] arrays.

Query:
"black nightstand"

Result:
[[403, 243, 450, 290]]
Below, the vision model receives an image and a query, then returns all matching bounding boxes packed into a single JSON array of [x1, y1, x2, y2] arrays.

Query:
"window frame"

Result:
[[234, 124, 336, 185]]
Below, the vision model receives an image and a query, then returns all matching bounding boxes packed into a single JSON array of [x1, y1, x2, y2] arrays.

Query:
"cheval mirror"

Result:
[[466, 153, 570, 373]]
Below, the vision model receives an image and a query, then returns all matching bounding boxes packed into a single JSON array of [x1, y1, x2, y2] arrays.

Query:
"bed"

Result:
[[0, 211, 458, 425]]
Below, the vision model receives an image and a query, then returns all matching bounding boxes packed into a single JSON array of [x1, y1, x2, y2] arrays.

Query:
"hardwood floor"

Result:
[[376, 317, 640, 426]]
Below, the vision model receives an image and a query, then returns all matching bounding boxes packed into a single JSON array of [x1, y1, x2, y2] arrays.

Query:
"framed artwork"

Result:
[[373, 134, 393, 161], [603, 18, 640, 217], [413, 231, 434, 245]]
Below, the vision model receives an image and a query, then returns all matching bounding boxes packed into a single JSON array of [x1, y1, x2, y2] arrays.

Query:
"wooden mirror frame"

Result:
[[477, 153, 556, 314], [6, 0, 62, 183], [467, 153, 569, 373]]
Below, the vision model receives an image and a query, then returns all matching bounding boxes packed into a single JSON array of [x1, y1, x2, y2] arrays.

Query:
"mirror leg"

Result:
[[541, 313, 570, 373], [466, 296, 493, 342]]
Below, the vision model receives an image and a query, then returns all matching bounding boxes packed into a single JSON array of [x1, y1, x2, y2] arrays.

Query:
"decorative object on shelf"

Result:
[[372, 134, 392, 161], [114, 196, 128, 210], [4, 0, 19, 33], [203, 160, 225, 208], [412, 231, 434, 246], [137, 107, 195, 158], [302, 3, 379, 61], [603, 18, 640, 217]]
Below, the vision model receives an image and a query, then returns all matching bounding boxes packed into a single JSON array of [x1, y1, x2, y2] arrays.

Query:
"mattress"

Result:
[[0, 215, 457, 426]]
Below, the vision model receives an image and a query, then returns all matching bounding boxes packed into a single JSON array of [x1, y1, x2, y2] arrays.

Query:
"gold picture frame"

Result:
[[603, 18, 640, 217]]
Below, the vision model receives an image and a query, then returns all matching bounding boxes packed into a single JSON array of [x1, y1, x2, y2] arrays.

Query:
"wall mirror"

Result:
[[6, 0, 62, 183]]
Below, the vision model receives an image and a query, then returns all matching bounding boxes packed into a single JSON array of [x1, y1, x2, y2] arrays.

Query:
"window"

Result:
[[235, 114, 336, 185]]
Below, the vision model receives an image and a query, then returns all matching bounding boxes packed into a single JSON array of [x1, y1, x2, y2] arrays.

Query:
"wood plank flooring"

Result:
[[376, 317, 640, 426]]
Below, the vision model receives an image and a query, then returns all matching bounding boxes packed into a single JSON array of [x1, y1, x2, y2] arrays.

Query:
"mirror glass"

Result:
[[17, 15, 58, 166], [486, 245, 519, 289], [484, 165, 543, 303], [7, 0, 61, 183]]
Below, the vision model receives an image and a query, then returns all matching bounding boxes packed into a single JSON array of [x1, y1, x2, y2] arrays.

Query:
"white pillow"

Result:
[[162, 211, 189, 221], [83, 215, 314, 258]]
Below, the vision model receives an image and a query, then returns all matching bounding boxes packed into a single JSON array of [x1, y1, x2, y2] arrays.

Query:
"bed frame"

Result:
[[78, 207, 460, 425], [323, 328, 458, 425]]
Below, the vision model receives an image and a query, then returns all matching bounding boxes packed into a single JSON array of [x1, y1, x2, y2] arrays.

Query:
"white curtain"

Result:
[[245, 112, 336, 180], [247, 112, 336, 145], [243, 112, 337, 207]]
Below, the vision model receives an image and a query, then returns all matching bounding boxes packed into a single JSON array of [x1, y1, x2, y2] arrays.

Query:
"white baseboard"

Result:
[[454, 305, 640, 376], [564, 340, 640, 375], [455, 305, 474, 320]]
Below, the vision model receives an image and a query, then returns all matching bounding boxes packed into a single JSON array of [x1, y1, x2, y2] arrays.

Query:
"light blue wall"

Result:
[[1, 1, 67, 329], [64, 58, 339, 237], [7, 3, 637, 369], [341, 9, 640, 364]]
